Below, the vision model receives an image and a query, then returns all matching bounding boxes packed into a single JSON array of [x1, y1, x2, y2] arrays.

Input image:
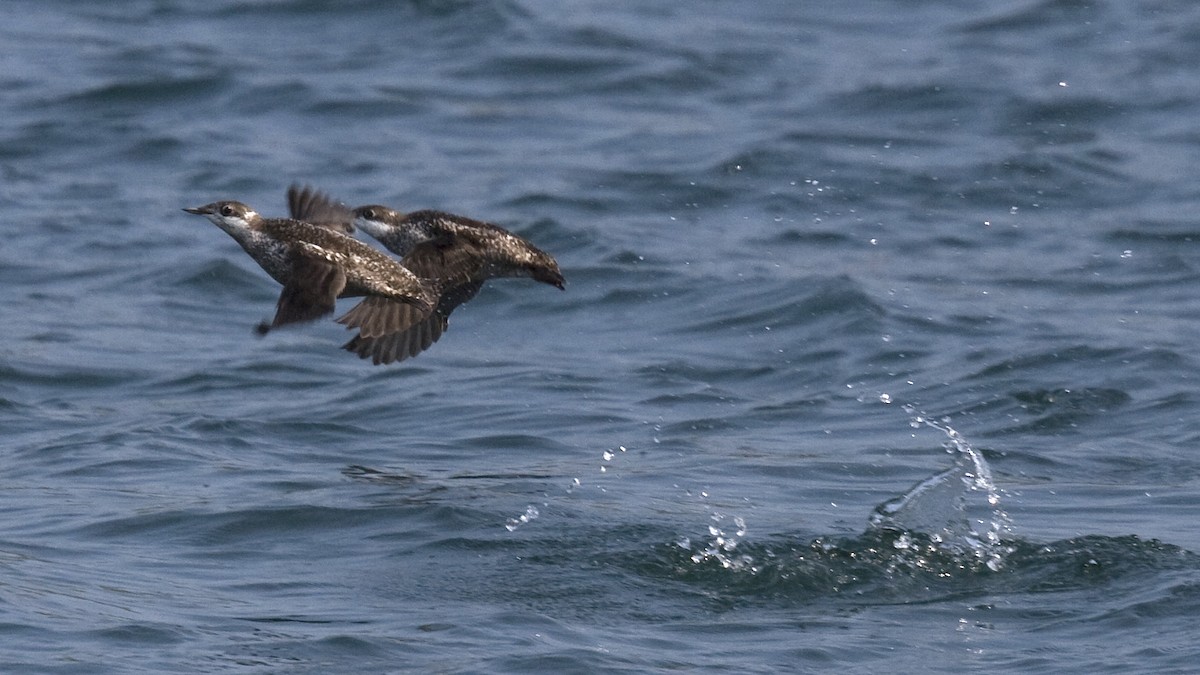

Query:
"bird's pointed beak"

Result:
[[183, 205, 213, 216]]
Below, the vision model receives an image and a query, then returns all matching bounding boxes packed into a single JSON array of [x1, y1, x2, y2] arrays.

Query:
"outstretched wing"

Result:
[[339, 280, 484, 365], [336, 295, 430, 339], [286, 184, 354, 233], [341, 312, 448, 365], [258, 254, 346, 334]]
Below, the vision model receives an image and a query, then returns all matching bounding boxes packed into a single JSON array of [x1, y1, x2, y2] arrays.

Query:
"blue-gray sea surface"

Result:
[[4, 1, 1200, 672]]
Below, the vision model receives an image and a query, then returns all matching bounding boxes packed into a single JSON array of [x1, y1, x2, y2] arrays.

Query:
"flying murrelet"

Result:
[[183, 200, 436, 339], [288, 188, 564, 364]]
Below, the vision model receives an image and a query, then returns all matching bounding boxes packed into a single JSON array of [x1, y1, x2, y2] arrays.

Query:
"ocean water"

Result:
[[4, 0, 1200, 672]]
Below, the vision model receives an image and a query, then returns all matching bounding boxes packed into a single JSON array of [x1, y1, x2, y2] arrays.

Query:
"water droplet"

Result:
[[505, 505, 540, 531]]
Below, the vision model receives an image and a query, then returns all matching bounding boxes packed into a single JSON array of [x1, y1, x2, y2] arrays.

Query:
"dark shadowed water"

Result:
[[4, 1, 1200, 672]]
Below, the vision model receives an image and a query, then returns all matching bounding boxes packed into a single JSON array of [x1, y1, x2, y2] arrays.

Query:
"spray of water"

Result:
[[504, 505, 540, 532], [679, 511, 756, 571], [868, 403, 1014, 571], [507, 397, 1014, 578], [504, 445, 628, 531]]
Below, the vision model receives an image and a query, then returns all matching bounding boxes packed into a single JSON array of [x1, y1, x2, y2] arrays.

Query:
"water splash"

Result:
[[506, 444, 628, 531], [570, 444, 627, 491], [599, 445, 626, 475], [505, 504, 540, 532], [869, 405, 1014, 571], [672, 484, 757, 572], [679, 511, 757, 572]]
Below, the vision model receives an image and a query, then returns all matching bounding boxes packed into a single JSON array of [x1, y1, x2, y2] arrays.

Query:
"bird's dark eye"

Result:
[[361, 208, 375, 220], [221, 204, 236, 216]]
